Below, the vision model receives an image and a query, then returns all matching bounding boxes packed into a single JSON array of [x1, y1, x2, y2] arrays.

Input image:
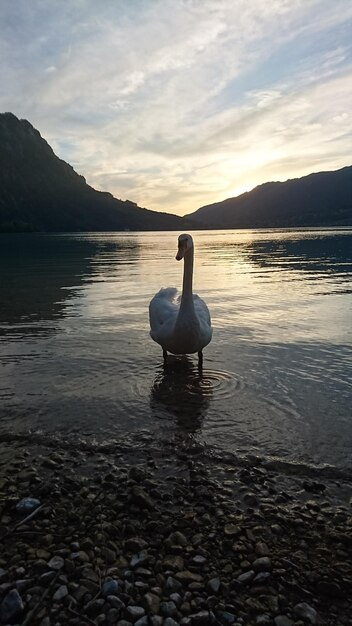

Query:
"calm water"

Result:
[[0, 229, 351, 471]]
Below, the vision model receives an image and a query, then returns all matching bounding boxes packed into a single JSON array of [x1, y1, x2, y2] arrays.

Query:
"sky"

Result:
[[0, 0, 351, 216]]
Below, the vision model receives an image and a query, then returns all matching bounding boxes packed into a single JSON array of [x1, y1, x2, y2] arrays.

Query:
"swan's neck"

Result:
[[180, 247, 194, 307]]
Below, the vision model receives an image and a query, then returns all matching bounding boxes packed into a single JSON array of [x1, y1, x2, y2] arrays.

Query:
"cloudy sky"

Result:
[[1, 0, 351, 215]]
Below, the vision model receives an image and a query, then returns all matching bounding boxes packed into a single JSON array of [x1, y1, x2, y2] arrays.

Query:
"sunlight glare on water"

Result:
[[0, 229, 351, 470]]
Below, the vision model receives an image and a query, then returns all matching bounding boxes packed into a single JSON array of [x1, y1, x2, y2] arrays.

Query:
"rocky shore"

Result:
[[0, 435, 351, 626]]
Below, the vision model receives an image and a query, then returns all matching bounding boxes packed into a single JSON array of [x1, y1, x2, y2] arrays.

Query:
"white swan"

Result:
[[149, 234, 212, 364]]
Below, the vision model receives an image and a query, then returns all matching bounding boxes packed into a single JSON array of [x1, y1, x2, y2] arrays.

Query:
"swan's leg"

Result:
[[198, 351, 203, 368], [163, 349, 168, 361]]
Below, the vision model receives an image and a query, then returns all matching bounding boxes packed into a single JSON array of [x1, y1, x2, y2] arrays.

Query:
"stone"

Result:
[[16, 497, 41, 513], [36, 549, 51, 560], [237, 570, 255, 584], [48, 555, 65, 570], [74, 550, 91, 562], [163, 619, 180, 626], [316, 580, 342, 596], [108, 595, 125, 610], [103, 579, 119, 596], [252, 557, 271, 572], [253, 572, 271, 584], [165, 576, 183, 593], [217, 611, 236, 624], [169, 593, 182, 607], [243, 493, 259, 506], [224, 524, 241, 537], [274, 617, 294, 626], [191, 555, 207, 566], [207, 577, 221, 593], [135, 618, 149, 626], [16, 578, 33, 592], [166, 531, 188, 546], [189, 610, 212, 625], [131, 553, 149, 569], [135, 567, 153, 577], [80, 567, 99, 582], [101, 547, 116, 564], [143, 592, 160, 614], [150, 617, 163, 626], [131, 485, 155, 510], [53, 584, 68, 601], [293, 603, 318, 624], [255, 542, 270, 556], [160, 600, 178, 618], [84, 598, 105, 617], [125, 537, 148, 552], [125, 605, 146, 622], [0, 589, 24, 623], [163, 555, 184, 571], [0, 569, 8, 583], [256, 615, 272, 625], [175, 570, 203, 584]]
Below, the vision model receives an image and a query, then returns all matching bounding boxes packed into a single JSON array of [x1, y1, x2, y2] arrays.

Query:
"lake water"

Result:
[[0, 229, 351, 473]]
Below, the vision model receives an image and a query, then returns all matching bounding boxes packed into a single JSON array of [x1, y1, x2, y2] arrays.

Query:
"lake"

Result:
[[0, 229, 351, 473]]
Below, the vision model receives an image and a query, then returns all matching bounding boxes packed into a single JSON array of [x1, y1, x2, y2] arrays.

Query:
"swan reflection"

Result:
[[150, 356, 213, 433]]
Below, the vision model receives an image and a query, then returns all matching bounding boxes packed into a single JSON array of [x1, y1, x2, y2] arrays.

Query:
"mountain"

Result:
[[186, 166, 352, 228], [0, 112, 189, 232]]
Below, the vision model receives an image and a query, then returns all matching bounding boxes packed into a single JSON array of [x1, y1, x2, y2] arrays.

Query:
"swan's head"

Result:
[[176, 234, 193, 261]]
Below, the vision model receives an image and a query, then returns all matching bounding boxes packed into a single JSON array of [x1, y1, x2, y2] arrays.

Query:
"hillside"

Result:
[[0, 112, 189, 232], [187, 167, 352, 228]]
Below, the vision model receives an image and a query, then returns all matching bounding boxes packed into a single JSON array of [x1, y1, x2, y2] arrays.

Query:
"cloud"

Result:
[[0, 0, 351, 214]]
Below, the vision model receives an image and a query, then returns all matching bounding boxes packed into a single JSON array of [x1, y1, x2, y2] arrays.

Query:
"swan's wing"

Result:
[[193, 294, 212, 328], [149, 288, 180, 337]]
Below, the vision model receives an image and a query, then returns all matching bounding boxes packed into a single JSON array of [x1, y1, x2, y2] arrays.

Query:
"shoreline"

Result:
[[0, 439, 351, 626]]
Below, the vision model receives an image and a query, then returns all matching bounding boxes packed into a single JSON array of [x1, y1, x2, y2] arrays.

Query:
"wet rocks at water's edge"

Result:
[[0, 441, 351, 626]]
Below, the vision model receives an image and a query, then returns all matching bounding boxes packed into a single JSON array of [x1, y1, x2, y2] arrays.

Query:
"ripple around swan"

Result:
[[149, 362, 242, 402], [198, 368, 243, 399]]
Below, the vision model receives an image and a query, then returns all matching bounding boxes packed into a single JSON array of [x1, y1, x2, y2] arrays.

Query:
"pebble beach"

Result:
[[0, 434, 351, 626]]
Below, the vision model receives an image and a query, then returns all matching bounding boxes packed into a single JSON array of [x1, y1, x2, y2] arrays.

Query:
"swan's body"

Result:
[[149, 234, 212, 361]]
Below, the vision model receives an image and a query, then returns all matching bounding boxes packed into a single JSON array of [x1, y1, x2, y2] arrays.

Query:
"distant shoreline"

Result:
[[1, 224, 352, 234]]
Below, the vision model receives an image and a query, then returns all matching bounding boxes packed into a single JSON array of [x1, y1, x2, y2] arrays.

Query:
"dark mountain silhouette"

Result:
[[0, 112, 190, 232], [186, 166, 352, 228]]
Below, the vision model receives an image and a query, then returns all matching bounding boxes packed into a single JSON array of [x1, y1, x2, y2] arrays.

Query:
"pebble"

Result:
[[48, 555, 65, 570], [293, 602, 318, 624], [53, 584, 68, 601], [165, 576, 183, 593], [107, 595, 125, 609], [135, 617, 149, 626], [218, 611, 236, 625], [253, 557, 272, 572], [15, 496, 41, 513], [163, 619, 180, 626], [0, 588, 24, 623], [237, 570, 255, 584], [160, 600, 178, 618], [191, 555, 207, 566], [143, 592, 160, 614], [125, 605, 146, 621], [274, 617, 294, 626], [0, 569, 8, 583], [207, 577, 221, 593], [102, 578, 119, 596]]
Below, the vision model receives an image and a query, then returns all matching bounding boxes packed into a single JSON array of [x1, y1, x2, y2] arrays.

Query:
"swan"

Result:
[[149, 233, 212, 364]]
